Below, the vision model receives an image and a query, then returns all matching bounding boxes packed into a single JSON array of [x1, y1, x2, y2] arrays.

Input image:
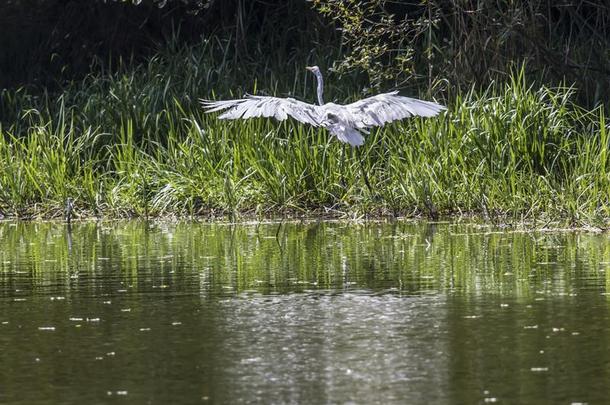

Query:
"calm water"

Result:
[[1, 221, 609, 404]]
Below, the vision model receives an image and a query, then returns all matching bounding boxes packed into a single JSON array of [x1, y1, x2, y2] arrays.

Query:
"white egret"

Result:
[[201, 66, 446, 147]]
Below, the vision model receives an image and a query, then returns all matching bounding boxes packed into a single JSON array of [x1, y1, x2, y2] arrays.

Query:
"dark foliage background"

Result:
[[311, 0, 610, 105], [0, 0, 331, 89], [1, 0, 609, 105]]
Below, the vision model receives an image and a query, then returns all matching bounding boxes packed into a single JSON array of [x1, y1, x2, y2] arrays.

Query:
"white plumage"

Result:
[[201, 66, 446, 147]]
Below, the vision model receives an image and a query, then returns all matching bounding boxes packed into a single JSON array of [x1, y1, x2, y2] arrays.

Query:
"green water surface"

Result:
[[1, 221, 609, 404]]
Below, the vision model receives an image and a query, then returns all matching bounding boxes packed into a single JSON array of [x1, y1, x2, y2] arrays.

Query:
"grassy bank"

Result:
[[0, 41, 608, 226]]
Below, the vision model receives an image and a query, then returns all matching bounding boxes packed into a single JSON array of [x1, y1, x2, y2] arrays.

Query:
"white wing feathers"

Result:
[[344, 91, 446, 129], [201, 95, 323, 127]]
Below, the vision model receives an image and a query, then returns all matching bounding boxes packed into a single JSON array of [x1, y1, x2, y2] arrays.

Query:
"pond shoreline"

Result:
[[1, 207, 607, 233]]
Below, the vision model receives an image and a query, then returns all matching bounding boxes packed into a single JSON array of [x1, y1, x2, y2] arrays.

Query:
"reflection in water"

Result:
[[0, 221, 609, 404]]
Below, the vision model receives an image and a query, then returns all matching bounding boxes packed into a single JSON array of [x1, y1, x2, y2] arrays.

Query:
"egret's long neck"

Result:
[[315, 71, 324, 105]]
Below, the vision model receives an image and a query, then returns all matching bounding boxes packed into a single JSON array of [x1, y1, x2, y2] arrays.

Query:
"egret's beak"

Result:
[[305, 66, 314, 72]]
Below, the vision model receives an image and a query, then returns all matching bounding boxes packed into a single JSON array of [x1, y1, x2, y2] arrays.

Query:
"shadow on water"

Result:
[[0, 221, 610, 404]]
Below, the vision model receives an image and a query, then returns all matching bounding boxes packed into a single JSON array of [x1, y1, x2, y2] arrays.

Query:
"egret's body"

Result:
[[201, 66, 445, 147]]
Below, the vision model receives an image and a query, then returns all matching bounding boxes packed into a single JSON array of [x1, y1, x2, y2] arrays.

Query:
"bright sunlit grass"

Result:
[[0, 41, 608, 226]]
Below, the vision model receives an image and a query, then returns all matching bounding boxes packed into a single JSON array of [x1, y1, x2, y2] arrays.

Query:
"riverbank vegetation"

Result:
[[0, 1, 609, 226]]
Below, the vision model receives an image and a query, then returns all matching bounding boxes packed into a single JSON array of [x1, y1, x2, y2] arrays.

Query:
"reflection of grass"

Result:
[[0, 38, 608, 225], [0, 222, 608, 297]]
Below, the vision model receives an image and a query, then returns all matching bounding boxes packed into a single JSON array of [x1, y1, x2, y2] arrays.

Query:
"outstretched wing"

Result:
[[201, 95, 323, 127], [343, 91, 446, 129]]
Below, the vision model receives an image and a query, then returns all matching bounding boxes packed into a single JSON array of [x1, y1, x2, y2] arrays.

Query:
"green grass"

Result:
[[0, 40, 609, 226]]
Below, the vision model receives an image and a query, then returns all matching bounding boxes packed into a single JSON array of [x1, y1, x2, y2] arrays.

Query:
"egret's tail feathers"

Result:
[[330, 125, 365, 147]]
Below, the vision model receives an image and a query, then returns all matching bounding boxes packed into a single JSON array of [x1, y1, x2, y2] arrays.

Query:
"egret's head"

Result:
[[306, 66, 321, 75]]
